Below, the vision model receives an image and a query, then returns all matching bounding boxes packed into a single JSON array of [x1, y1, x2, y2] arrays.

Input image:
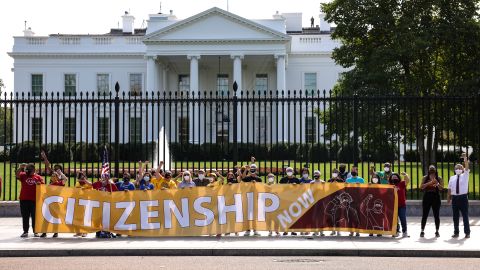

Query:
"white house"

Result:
[[8, 7, 344, 146]]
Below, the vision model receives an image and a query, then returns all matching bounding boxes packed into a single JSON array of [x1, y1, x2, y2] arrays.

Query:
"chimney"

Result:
[[319, 12, 330, 32], [122, 11, 135, 34], [23, 27, 35, 37]]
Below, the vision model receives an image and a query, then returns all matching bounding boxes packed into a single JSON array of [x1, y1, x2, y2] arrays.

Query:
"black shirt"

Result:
[[227, 177, 239, 184], [243, 175, 262, 183], [279, 176, 300, 184], [328, 177, 345, 183], [193, 178, 209, 187], [338, 171, 349, 181]]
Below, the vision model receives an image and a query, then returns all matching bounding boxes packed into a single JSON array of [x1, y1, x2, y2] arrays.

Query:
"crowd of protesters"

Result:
[[14, 153, 471, 240]]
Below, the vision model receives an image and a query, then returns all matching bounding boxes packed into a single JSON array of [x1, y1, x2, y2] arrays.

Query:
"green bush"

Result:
[[404, 150, 420, 162], [45, 143, 71, 163], [9, 141, 43, 163], [72, 142, 99, 162]]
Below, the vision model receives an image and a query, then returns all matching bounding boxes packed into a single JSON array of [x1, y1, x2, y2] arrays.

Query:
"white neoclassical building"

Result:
[[8, 7, 344, 146]]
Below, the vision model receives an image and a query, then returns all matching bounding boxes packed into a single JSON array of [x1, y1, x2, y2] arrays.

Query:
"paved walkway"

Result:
[[0, 217, 478, 257]]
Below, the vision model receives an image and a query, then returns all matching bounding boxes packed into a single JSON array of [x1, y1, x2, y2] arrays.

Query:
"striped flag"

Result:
[[101, 146, 110, 177]]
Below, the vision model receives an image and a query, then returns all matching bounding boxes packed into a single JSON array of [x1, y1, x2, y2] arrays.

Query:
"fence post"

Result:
[[233, 81, 238, 166], [114, 82, 120, 177], [352, 93, 358, 167]]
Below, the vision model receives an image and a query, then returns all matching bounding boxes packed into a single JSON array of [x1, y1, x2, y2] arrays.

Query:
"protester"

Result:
[[309, 170, 325, 237], [299, 168, 313, 183], [346, 167, 364, 184], [280, 167, 300, 236], [117, 173, 135, 191], [154, 170, 178, 190], [370, 163, 393, 184], [193, 169, 209, 187], [420, 165, 443, 238], [447, 153, 470, 238], [389, 172, 410, 238], [178, 170, 196, 189], [338, 163, 350, 181], [266, 173, 280, 237], [17, 163, 44, 237], [327, 168, 344, 183], [226, 171, 238, 185], [137, 173, 154, 191], [73, 171, 92, 237], [242, 161, 261, 236], [93, 173, 117, 238], [370, 173, 381, 185]]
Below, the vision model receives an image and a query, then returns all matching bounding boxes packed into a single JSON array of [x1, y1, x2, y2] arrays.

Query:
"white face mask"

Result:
[[198, 174, 204, 180], [144, 176, 150, 182], [384, 167, 390, 172], [287, 171, 293, 177], [371, 178, 379, 184], [302, 173, 309, 179], [455, 169, 463, 175], [184, 176, 190, 181], [332, 173, 338, 178], [267, 177, 275, 183]]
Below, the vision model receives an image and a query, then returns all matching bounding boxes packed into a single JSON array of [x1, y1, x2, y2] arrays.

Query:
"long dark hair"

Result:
[[388, 173, 401, 185]]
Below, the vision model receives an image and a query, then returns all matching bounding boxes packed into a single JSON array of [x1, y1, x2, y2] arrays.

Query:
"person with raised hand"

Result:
[[447, 153, 471, 239]]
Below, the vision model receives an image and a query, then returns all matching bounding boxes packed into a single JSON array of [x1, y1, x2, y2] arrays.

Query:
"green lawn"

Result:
[[1, 161, 479, 201]]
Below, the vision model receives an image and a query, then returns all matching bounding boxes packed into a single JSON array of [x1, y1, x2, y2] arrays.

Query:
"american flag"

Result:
[[101, 146, 110, 177]]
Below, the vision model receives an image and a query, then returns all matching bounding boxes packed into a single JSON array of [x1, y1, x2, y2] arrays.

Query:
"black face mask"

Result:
[[339, 168, 346, 173], [123, 178, 130, 182], [250, 169, 256, 173], [228, 177, 234, 182], [25, 169, 33, 175], [392, 178, 400, 184], [351, 172, 358, 177], [314, 175, 320, 179]]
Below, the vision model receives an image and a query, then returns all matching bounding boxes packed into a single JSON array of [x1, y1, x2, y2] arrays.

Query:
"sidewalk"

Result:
[[0, 217, 478, 257]]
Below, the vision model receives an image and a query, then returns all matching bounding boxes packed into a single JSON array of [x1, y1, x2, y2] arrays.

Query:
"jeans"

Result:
[[421, 192, 441, 231], [452, 194, 470, 235], [397, 206, 407, 233], [20, 200, 36, 233]]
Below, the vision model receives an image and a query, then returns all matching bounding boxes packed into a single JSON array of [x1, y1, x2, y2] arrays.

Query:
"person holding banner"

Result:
[[370, 163, 393, 184], [17, 163, 44, 238], [154, 170, 177, 190], [73, 172, 91, 237], [280, 167, 300, 236], [267, 173, 281, 237], [420, 165, 443, 238], [226, 171, 239, 184], [117, 173, 135, 191], [178, 170, 196, 188], [346, 167, 365, 184], [338, 163, 350, 181], [390, 172, 410, 238], [447, 153, 470, 239], [327, 168, 345, 183], [193, 169, 209, 187], [299, 168, 313, 183], [137, 173, 154, 191], [93, 173, 117, 238]]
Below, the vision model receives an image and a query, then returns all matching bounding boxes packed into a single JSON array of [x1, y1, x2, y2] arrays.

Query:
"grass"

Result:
[[1, 160, 479, 201]]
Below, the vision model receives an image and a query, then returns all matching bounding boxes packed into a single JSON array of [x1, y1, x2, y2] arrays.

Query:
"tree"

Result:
[[321, 0, 480, 173], [0, 78, 12, 146]]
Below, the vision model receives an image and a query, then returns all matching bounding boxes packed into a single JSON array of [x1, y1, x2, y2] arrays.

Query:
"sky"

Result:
[[0, 0, 329, 93]]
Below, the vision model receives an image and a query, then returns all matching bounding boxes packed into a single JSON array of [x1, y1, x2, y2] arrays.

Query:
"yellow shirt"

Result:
[[75, 182, 93, 190], [151, 176, 177, 190]]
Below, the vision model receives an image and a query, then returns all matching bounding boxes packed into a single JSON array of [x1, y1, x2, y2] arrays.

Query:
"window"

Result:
[[217, 74, 229, 95], [255, 74, 268, 91], [129, 117, 142, 143], [256, 115, 267, 143], [129, 73, 142, 96], [179, 117, 189, 143], [178, 75, 190, 91], [32, 117, 42, 142], [98, 117, 110, 144], [31, 74, 43, 96], [64, 74, 77, 96], [63, 117, 76, 142], [96, 74, 110, 96], [305, 116, 317, 143], [304, 73, 317, 95]]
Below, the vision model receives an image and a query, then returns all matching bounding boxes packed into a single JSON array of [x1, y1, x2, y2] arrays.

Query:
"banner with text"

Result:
[[35, 183, 398, 236]]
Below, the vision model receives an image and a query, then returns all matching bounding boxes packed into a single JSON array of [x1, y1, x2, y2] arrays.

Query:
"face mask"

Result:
[[287, 171, 293, 177], [332, 173, 338, 178], [339, 168, 346, 173], [250, 169, 256, 173], [351, 172, 358, 177], [384, 167, 390, 172], [455, 169, 463, 175], [184, 176, 190, 181], [302, 174, 309, 179], [371, 178, 379, 184], [25, 169, 33, 175], [198, 174, 204, 180], [144, 176, 150, 182], [429, 170, 436, 175], [268, 177, 275, 183], [392, 178, 400, 184], [314, 175, 320, 179], [123, 178, 129, 182]]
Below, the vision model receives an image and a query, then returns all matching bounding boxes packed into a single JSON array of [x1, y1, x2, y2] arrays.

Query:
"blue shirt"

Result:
[[139, 183, 154, 190], [178, 180, 196, 189], [346, 177, 365, 184], [117, 181, 135, 191], [299, 178, 312, 183]]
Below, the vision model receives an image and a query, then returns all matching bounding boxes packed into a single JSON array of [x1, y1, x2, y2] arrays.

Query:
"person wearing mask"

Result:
[[327, 168, 344, 183], [389, 172, 410, 238], [73, 171, 92, 237], [193, 169, 209, 187], [154, 170, 177, 190], [138, 173, 154, 191], [309, 170, 325, 237], [266, 173, 280, 237], [17, 163, 44, 238], [346, 167, 364, 184], [93, 173, 117, 238], [420, 165, 443, 238], [370, 163, 393, 184], [178, 170, 196, 189], [280, 167, 300, 236], [447, 153, 470, 238], [117, 173, 135, 191], [299, 168, 313, 183], [338, 163, 350, 181], [226, 171, 239, 185], [367, 172, 383, 237], [241, 164, 261, 236]]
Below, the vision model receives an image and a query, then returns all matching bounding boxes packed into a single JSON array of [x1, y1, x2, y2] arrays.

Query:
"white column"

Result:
[[146, 56, 156, 92], [187, 55, 200, 143], [162, 65, 169, 91], [231, 55, 243, 142], [275, 54, 287, 142]]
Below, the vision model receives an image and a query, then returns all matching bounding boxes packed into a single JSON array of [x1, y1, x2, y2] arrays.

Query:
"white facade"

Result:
[[8, 7, 345, 145]]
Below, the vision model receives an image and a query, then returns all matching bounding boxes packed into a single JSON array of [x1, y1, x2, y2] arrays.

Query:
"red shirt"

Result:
[[396, 181, 407, 208], [92, 181, 118, 192], [19, 172, 44, 201]]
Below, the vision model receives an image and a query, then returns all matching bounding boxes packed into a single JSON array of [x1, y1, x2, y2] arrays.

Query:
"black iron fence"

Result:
[[1, 83, 479, 200]]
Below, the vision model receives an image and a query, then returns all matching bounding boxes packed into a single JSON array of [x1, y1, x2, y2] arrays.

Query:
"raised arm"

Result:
[[40, 151, 53, 174], [401, 172, 410, 187], [16, 164, 26, 179], [462, 153, 469, 171]]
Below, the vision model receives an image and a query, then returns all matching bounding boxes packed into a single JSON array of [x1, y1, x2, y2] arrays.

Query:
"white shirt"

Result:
[[448, 169, 469, 195]]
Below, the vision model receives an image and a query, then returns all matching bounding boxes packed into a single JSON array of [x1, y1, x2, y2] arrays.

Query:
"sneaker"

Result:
[[81, 234, 87, 237], [330, 231, 336, 236], [392, 232, 399, 238], [435, 232, 440, 238], [235, 232, 239, 236], [420, 231, 425, 237], [225, 233, 231, 236], [275, 232, 281, 237], [377, 234, 382, 237], [355, 233, 360, 237], [40, 233, 47, 238], [337, 232, 342, 236], [33, 233, 40, 237], [312, 232, 319, 236], [452, 233, 459, 238], [369, 234, 374, 237], [244, 231, 251, 237], [320, 232, 325, 237], [253, 231, 260, 236], [349, 232, 354, 237], [465, 234, 470, 239], [402, 232, 410, 238], [268, 231, 273, 237], [283, 232, 288, 236], [73, 233, 81, 237], [20, 232, 28, 238], [52, 233, 58, 238], [290, 232, 297, 236]]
